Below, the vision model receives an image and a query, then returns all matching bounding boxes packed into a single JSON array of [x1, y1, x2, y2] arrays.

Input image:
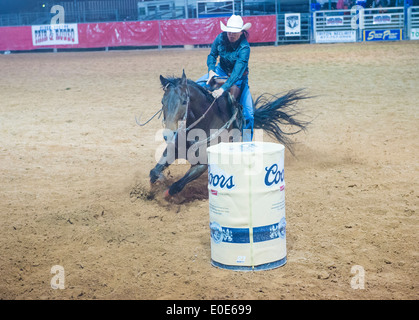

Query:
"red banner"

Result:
[[0, 26, 33, 51], [160, 15, 277, 46], [77, 21, 160, 48], [0, 15, 276, 51]]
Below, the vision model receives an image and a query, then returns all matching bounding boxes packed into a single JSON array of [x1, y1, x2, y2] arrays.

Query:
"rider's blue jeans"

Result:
[[196, 65, 254, 142]]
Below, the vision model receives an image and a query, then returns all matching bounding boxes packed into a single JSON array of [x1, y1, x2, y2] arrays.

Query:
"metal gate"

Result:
[[407, 6, 419, 39], [312, 5, 410, 43], [276, 13, 311, 44], [312, 8, 358, 43]]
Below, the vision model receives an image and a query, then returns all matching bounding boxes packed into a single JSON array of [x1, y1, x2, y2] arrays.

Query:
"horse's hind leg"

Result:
[[166, 164, 207, 196]]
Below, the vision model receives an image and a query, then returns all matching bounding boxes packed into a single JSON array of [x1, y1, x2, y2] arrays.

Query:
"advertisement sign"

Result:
[[363, 29, 402, 41], [326, 16, 344, 26], [373, 14, 392, 24], [411, 28, 419, 40], [2, 15, 277, 51], [32, 24, 78, 46], [316, 30, 356, 43], [161, 15, 277, 45], [285, 13, 300, 37]]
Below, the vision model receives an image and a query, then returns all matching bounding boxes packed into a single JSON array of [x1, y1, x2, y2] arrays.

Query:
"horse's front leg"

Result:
[[166, 164, 208, 197], [150, 163, 168, 184], [150, 146, 174, 184]]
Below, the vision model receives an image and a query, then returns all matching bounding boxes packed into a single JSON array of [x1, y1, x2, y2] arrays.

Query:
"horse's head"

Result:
[[159, 71, 189, 141]]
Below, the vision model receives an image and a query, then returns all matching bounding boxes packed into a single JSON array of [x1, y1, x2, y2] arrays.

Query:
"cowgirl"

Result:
[[197, 15, 254, 142]]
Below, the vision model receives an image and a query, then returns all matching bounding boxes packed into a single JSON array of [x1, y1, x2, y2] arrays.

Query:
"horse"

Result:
[[146, 70, 310, 197]]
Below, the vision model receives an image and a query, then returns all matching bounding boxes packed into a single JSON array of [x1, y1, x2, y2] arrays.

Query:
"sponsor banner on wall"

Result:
[[160, 15, 277, 45], [315, 30, 356, 43], [326, 16, 344, 26], [363, 29, 402, 41], [410, 28, 419, 40], [285, 13, 300, 37], [373, 14, 392, 24], [78, 21, 160, 48], [32, 24, 78, 46], [2, 15, 276, 51]]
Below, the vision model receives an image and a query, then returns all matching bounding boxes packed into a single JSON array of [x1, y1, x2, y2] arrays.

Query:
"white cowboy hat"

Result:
[[220, 15, 252, 33]]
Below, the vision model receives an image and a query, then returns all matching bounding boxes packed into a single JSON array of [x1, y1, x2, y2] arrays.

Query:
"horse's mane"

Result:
[[162, 76, 214, 102]]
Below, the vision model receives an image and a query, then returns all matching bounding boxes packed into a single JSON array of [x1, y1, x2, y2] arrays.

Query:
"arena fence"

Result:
[[312, 5, 419, 43], [313, 6, 406, 43], [0, 5, 418, 52], [277, 12, 311, 44], [313, 8, 360, 43], [0, 15, 276, 51], [408, 5, 419, 39]]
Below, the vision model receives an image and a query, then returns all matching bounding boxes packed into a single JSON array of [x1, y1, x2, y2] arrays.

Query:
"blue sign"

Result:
[[210, 219, 286, 244], [363, 29, 402, 42]]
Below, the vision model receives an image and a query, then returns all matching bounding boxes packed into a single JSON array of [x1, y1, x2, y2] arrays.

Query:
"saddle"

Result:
[[208, 78, 244, 132]]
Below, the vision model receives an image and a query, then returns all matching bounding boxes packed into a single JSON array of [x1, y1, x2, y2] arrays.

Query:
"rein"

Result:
[[185, 97, 217, 132], [189, 106, 238, 152], [135, 108, 162, 126], [186, 76, 230, 132], [182, 82, 238, 148]]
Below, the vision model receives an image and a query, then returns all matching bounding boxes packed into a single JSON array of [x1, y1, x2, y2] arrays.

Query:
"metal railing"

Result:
[[0, 9, 131, 26], [311, 5, 418, 43], [312, 8, 359, 43], [407, 6, 419, 39], [363, 6, 405, 30], [196, 0, 239, 18], [0, 12, 50, 26], [0, 1, 272, 26], [313, 10, 355, 32], [138, 1, 185, 21]]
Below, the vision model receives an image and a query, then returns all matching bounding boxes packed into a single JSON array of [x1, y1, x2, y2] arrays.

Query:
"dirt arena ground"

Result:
[[0, 41, 418, 300]]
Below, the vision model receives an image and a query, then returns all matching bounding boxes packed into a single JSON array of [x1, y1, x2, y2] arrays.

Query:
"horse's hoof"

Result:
[[150, 169, 160, 184], [164, 189, 171, 198], [150, 172, 165, 184]]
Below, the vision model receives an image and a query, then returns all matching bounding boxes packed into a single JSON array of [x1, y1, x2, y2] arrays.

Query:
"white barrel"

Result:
[[207, 142, 287, 271]]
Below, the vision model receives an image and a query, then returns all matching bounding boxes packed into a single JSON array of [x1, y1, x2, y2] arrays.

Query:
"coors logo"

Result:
[[264, 163, 284, 187], [208, 165, 235, 190]]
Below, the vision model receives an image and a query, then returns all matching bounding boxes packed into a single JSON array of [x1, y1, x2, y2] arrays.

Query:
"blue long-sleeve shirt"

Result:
[[207, 33, 250, 91]]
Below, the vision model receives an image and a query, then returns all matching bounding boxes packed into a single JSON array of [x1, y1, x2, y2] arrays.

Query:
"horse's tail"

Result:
[[253, 89, 311, 154]]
